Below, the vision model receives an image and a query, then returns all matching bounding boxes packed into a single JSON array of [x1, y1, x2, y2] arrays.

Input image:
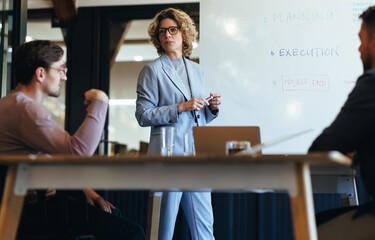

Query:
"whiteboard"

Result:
[[200, 0, 375, 153]]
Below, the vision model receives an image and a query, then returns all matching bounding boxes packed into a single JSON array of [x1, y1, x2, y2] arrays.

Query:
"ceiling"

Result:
[[28, 0, 199, 9]]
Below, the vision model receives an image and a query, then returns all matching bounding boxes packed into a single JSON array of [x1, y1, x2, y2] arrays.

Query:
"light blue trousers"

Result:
[[158, 191, 215, 240]]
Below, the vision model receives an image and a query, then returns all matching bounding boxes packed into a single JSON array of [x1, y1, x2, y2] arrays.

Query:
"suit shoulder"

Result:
[[146, 57, 163, 68], [139, 59, 160, 76], [185, 58, 200, 68], [354, 71, 375, 91], [345, 71, 375, 108]]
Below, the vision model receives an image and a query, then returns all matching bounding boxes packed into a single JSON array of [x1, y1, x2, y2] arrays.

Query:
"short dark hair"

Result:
[[360, 6, 375, 39], [14, 40, 64, 85]]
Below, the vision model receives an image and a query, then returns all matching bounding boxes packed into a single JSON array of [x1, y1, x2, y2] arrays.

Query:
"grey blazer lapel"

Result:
[[184, 57, 201, 98], [160, 54, 191, 100]]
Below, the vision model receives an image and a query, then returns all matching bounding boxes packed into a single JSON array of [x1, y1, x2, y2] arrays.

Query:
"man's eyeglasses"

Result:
[[158, 26, 180, 36], [49, 66, 68, 76]]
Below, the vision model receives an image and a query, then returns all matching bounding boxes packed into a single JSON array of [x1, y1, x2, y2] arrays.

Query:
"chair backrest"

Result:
[[193, 126, 261, 156]]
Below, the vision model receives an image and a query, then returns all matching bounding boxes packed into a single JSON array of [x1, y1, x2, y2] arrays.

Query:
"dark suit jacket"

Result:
[[309, 68, 375, 198]]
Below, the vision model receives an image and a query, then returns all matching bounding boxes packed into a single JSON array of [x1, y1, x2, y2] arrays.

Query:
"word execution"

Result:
[[276, 46, 340, 57]]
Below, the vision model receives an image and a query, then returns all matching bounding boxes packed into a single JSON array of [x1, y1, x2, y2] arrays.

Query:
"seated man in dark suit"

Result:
[[0, 40, 145, 240], [309, 6, 375, 240]]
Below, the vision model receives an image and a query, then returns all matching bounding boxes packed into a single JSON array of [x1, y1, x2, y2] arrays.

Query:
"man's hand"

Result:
[[84, 89, 108, 112], [45, 189, 56, 198], [83, 189, 115, 214]]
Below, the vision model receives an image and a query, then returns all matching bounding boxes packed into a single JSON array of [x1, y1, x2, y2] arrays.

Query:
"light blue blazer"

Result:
[[136, 54, 218, 155]]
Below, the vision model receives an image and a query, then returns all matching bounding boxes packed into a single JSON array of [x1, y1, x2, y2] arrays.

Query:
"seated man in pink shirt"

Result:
[[0, 40, 144, 240]]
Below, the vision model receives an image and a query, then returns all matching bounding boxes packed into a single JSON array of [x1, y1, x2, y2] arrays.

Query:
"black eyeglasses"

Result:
[[158, 26, 180, 36]]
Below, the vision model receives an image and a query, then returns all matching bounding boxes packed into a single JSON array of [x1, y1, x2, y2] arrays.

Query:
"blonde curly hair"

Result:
[[148, 8, 198, 57]]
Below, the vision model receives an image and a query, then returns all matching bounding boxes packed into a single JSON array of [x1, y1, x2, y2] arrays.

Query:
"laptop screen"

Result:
[[193, 126, 261, 156]]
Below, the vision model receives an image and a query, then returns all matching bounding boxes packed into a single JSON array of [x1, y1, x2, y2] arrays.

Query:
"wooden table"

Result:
[[0, 152, 351, 240]]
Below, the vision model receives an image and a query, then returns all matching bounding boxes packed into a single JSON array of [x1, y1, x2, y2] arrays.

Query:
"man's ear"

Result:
[[34, 67, 45, 83]]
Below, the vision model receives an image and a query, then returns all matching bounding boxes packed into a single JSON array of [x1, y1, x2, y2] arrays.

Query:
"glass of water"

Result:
[[184, 132, 195, 156], [161, 126, 175, 156]]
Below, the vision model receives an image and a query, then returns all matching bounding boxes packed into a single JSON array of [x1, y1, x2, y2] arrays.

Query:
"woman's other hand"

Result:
[[208, 93, 222, 111]]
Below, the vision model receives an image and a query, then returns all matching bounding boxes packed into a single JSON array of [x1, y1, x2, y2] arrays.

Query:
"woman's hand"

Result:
[[83, 189, 115, 214], [208, 93, 222, 112], [178, 97, 209, 113]]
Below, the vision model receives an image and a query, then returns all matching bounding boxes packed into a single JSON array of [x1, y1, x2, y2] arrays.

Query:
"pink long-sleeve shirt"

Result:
[[0, 91, 108, 156]]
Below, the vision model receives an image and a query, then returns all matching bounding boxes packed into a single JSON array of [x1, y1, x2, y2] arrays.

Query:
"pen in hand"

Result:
[[205, 96, 213, 105]]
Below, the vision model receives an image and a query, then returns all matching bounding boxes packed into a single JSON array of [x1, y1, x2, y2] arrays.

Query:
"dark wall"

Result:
[[65, 7, 101, 134]]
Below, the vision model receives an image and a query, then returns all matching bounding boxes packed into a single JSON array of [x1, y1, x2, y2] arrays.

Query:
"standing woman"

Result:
[[135, 8, 221, 240]]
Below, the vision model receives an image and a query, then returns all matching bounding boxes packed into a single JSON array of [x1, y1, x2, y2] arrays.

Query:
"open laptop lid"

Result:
[[193, 126, 261, 156]]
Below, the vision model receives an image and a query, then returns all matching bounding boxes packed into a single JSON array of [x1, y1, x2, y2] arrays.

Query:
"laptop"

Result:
[[193, 126, 261, 156], [193, 126, 312, 156]]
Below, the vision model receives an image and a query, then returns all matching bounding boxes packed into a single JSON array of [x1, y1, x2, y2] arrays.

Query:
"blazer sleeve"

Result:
[[135, 64, 179, 127], [204, 105, 218, 124]]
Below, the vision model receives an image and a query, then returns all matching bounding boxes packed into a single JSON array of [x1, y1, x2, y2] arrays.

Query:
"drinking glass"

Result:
[[184, 132, 195, 156], [161, 126, 175, 156]]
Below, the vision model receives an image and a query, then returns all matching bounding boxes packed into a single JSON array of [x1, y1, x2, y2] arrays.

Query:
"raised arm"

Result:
[[20, 89, 108, 156]]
